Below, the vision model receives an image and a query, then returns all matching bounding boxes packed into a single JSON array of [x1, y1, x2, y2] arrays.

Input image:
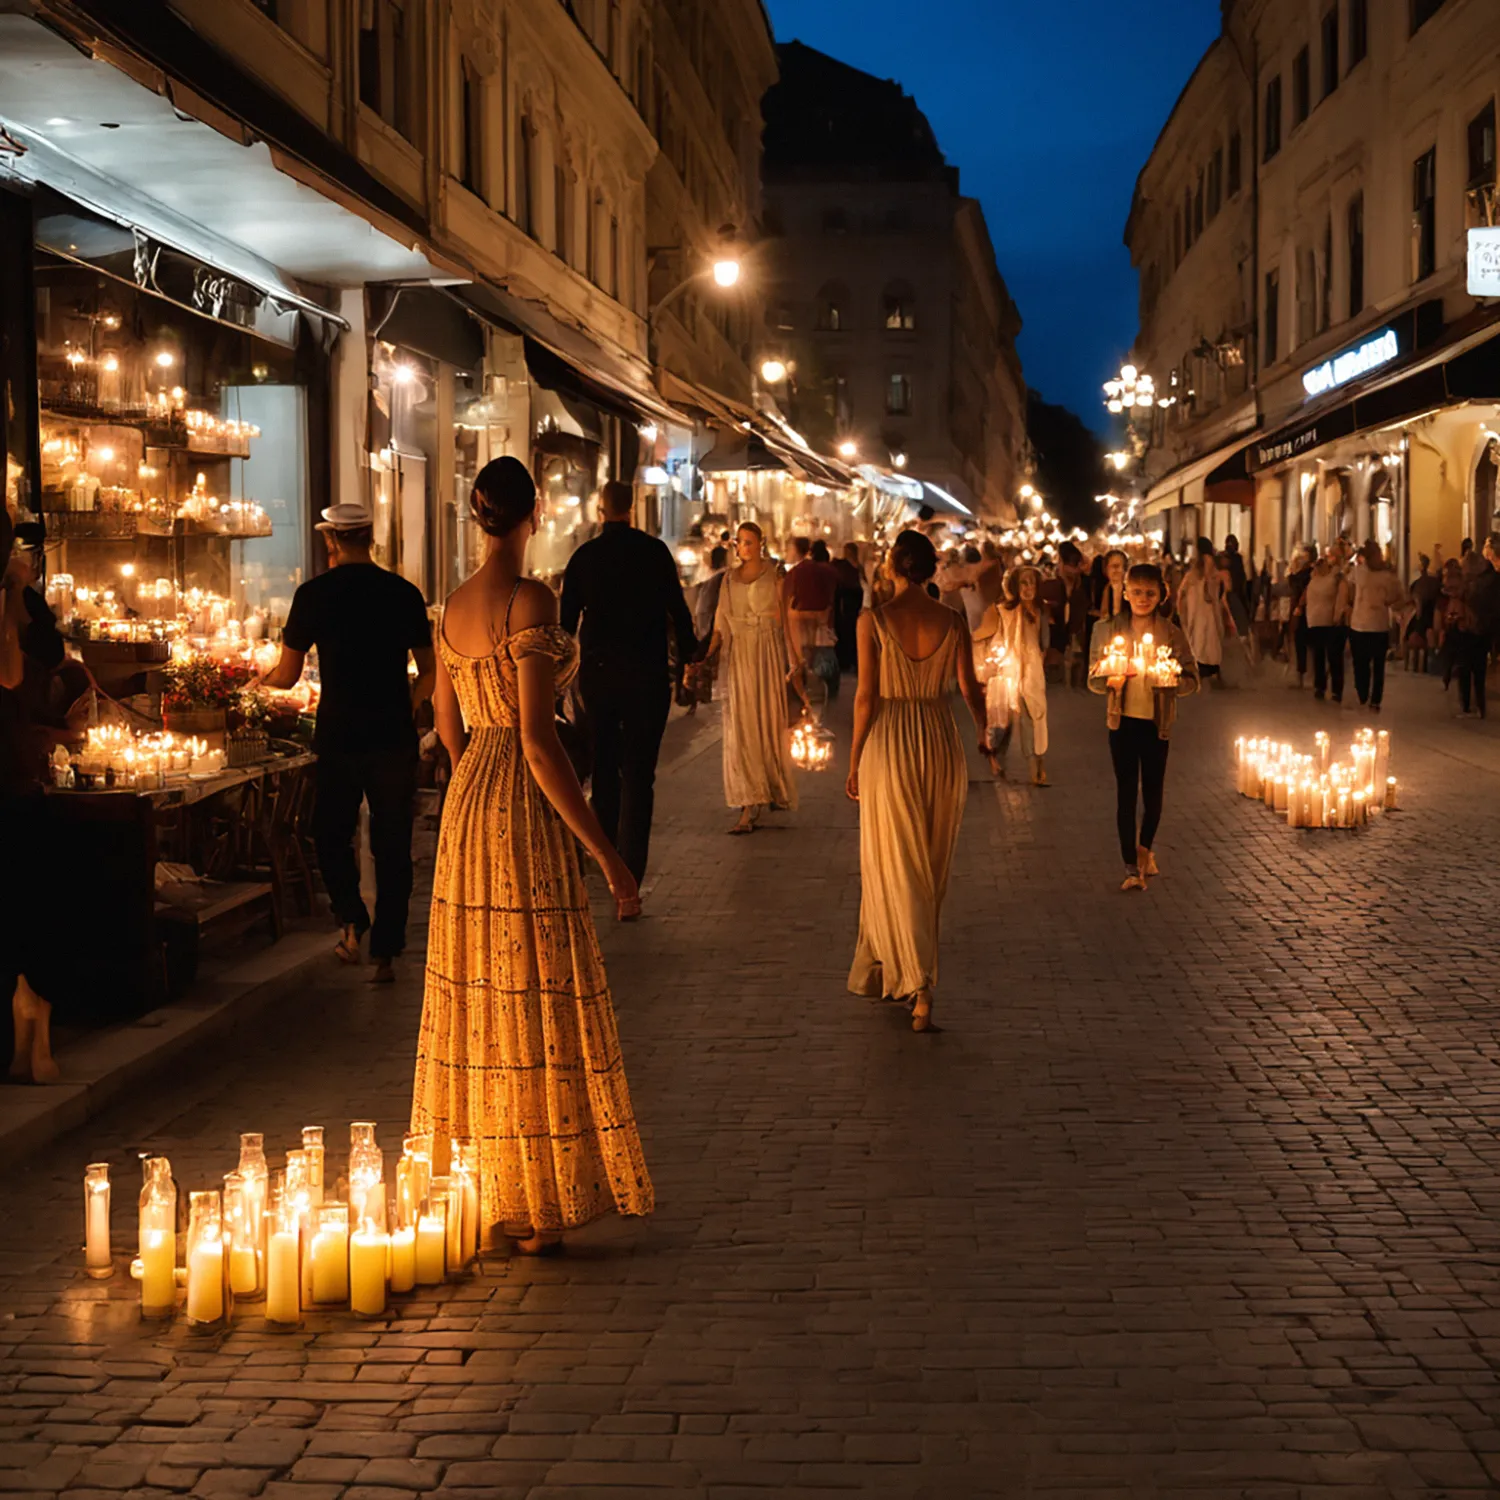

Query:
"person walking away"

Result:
[[412, 456, 650, 1256], [785, 535, 841, 695], [973, 564, 1050, 785], [1348, 541, 1405, 711], [1450, 534, 1500, 718], [1089, 564, 1200, 892], [1299, 552, 1349, 704], [1220, 550, 1256, 666], [1406, 553, 1440, 673], [1223, 533, 1250, 615], [705, 522, 800, 834], [559, 481, 696, 883], [1055, 542, 1092, 687], [261, 502, 434, 983], [1285, 547, 1313, 684], [1434, 558, 1471, 702], [847, 530, 987, 1033], [1177, 538, 1231, 685], [833, 542, 864, 672]]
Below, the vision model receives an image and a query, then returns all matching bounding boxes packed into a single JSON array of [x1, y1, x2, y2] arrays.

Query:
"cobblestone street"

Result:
[[5, 667, 1500, 1498]]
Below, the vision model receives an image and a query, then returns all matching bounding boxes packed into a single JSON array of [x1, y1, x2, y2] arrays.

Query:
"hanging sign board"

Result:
[[1469, 227, 1500, 298]]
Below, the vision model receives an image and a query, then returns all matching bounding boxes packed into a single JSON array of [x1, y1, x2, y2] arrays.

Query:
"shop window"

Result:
[[1207, 148, 1223, 221], [1467, 102, 1497, 227], [886, 374, 912, 416], [883, 283, 916, 331], [1321, 8, 1339, 98], [1410, 0, 1450, 35], [459, 60, 484, 199], [1264, 75, 1282, 161], [1264, 267, 1280, 366], [816, 283, 848, 332], [1347, 192, 1365, 316], [1293, 47, 1310, 126], [359, 0, 417, 143], [1412, 146, 1437, 282], [1228, 131, 1242, 196], [1349, 0, 1368, 66]]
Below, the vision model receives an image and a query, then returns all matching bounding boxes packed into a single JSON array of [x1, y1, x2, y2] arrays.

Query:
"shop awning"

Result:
[[917, 481, 973, 518], [697, 433, 788, 474], [1144, 433, 1260, 513], [1247, 314, 1500, 472]]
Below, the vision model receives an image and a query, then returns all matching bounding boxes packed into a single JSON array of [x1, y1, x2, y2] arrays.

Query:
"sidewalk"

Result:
[[2, 664, 1500, 1496]]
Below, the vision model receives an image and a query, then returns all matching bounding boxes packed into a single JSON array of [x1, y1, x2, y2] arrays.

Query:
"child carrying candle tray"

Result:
[[973, 565, 1050, 785], [1088, 563, 1200, 892]]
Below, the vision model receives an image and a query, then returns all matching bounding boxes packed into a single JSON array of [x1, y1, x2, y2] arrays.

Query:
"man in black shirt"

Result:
[[260, 503, 435, 982], [561, 480, 695, 883]]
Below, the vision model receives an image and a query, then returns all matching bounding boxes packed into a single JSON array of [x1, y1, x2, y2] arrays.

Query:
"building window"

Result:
[[1293, 47, 1311, 125], [610, 216, 620, 300], [459, 60, 484, 198], [1173, 208, 1182, 267], [1321, 8, 1339, 98], [517, 115, 535, 237], [883, 286, 916, 331], [587, 190, 601, 284], [1264, 268, 1280, 366], [832, 374, 852, 427], [1184, 186, 1194, 251], [554, 163, 570, 259], [886, 373, 912, 415], [1349, 0, 1368, 65], [1412, 147, 1437, 282], [1296, 244, 1316, 346], [1320, 217, 1333, 332], [358, 0, 416, 142], [1228, 131, 1242, 195], [1467, 101, 1497, 227], [1264, 75, 1283, 161], [816, 283, 848, 332], [1348, 192, 1365, 315], [1207, 148, 1223, 221], [1410, 0, 1450, 34], [1194, 171, 1205, 237]]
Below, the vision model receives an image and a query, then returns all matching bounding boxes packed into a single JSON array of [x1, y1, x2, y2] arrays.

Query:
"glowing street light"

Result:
[[837, 440, 858, 459], [759, 358, 788, 384], [712, 258, 741, 288]]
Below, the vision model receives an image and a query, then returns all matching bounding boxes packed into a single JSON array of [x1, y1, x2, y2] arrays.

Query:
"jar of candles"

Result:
[[301, 1126, 325, 1207], [222, 1173, 262, 1300], [264, 1177, 301, 1329], [348, 1212, 388, 1319], [185, 1190, 229, 1328], [138, 1157, 177, 1318], [450, 1139, 481, 1271], [349, 1122, 385, 1232], [415, 1185, 448, 1287], [84, 1163, 112, 1279], [306, 1202, 349, 1307]]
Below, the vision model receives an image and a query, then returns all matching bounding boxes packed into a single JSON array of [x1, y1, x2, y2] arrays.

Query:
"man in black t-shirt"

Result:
[[260, 503, 435, 982]]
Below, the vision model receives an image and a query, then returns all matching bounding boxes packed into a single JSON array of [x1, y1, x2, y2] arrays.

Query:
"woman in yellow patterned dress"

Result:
[[411, 457, 652, 1254]]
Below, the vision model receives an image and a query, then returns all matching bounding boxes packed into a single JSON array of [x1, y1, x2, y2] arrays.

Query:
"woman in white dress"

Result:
[[1177, 538, 1232, 683], [706, 522, 799, 834], [973, 565, 1050, 785]]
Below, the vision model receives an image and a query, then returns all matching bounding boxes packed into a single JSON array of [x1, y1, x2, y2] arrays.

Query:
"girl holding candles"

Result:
[[1089, 564, 1200, 892], [973, 565, 1050, 785], [412, 457, 652, 1257]]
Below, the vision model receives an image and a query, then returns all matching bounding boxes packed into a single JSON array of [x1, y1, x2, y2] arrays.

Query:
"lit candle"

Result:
[[415, 1214, 446, 1286], [389, 1225, 417, 1294], [186, 1240, 224, 1324], [140, 1228, 175, 1314], [1385, 776, 1398, 811], [84, 1164, 112, 1279], [349, 1227, 388, 1317], [309, 1207, 349, 1305], [266, 1228, 300, 1325]]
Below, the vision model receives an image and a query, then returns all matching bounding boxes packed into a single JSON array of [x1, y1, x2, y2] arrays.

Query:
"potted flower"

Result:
[[159, 656, 253, 743]]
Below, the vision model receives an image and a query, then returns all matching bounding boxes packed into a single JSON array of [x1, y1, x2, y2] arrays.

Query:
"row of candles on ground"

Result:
[[82, 1125, 482, 1327], [70, 726, 225, 786], [1233, 729, 1398, 828], [789, 716, 836, 772], [1093, 633, 1184, 688]]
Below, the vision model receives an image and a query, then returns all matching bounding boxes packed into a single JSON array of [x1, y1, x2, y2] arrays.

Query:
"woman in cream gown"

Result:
[[411, 457, 652, 1255], [706, 522, 799, 834], [847, 530, 988, 1033]]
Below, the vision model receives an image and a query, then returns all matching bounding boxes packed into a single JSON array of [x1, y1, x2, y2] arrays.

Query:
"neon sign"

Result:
[[1301, 327, 1401, 399]]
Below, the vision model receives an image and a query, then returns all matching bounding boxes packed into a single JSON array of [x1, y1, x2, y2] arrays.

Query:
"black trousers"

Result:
[[1108, 716, 1170, 867], [1453, 629, 1488, 716], [834, 589, 862, 671], [581, 662, 671, 883], [1310, 625, 1346, 700], [1350, 629, 1389, 707], [1292, 616, 1309, 674], [313, 748, 417, 959]]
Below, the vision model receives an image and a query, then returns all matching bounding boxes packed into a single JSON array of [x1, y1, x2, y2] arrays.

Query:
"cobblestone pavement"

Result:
[[4, 663, 1500, 1498]]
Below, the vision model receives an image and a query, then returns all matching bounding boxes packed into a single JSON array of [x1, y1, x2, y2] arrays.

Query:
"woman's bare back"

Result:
[[442, 565, 553, 656], [880, 589, 958, 660]]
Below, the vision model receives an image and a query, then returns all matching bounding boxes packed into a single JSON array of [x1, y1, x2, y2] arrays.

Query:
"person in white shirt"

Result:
[[1297, 551, 1351, 703], [1348, 542, 1406, 711]]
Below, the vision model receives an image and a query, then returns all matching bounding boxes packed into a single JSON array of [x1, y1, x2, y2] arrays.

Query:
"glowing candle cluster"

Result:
[[1233, 728, 1397, 829], [790, 717, 836, 772], [101, 1123, 485, 1329], [1093, 632, 1183, 687], [72, 726, 223, 788]]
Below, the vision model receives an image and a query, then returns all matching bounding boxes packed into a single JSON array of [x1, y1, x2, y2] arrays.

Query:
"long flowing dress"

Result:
[[975, 604, 1049, 756], [1178, 568, 1226, 668], [848, 609, 968, 1001], [716, 567, 797, 810], [411, 621, 653, 1234]]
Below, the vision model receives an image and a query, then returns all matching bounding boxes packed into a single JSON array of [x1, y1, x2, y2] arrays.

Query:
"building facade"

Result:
[[1129, 0, 1500, 572], [759, 42, 1025, 523]]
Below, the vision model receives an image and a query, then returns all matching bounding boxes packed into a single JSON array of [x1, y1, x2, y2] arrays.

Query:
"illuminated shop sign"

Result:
[[1302, 326, 1402, 399], [1469, 227, 1500, 298]]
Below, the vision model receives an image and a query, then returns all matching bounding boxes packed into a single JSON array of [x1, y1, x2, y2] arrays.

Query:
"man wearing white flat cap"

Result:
[[259, 502, 435, 982]]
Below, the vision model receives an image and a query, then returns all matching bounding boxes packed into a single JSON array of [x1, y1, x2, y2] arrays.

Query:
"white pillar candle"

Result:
[[186, 1239, 224, 1323], [1385, 776, 1398, 811], [415, 1216, 446, 1285], [84, 1166, 112, 1279], [265, 1230, 300, 1325], [309, 1222, 349, 1305], [140, 1228, 175, 1315], [389, 1226, 417, 1294], [349, 1229, 388, 1317], [229, 1243, 259, 1296]]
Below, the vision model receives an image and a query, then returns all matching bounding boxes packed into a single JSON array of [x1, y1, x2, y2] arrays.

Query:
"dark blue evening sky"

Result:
[[763, 0, 1222, 432]]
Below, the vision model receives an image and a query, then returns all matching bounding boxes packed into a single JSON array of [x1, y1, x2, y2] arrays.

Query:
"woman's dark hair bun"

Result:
[[889, 528, 938, 585], [471, 456, 537, 537]]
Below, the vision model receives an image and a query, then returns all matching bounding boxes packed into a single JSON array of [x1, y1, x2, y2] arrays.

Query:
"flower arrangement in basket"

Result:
[[790, 713, 836, 772], [159, 656, 254, 739]]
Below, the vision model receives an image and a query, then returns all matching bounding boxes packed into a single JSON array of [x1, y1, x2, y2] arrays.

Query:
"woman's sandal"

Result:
[[1120, 872, 1148, 893], [333, 926, 363, 964], [728, 808, 761, 835], [1138, 848, 1160, 877], [911, 989, 941, 1034]]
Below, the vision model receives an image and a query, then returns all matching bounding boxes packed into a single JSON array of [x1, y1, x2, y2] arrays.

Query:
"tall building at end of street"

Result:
[[1128, 0, 1500, 574], [759, 41, 1026, 524]]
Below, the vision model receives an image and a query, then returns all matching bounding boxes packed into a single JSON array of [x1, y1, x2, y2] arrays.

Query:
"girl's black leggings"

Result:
[[1109, 716, 1170, 867]]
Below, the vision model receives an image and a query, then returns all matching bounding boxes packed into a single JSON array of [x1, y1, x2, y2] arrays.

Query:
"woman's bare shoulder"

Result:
[[508, 576, 560, 631]]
